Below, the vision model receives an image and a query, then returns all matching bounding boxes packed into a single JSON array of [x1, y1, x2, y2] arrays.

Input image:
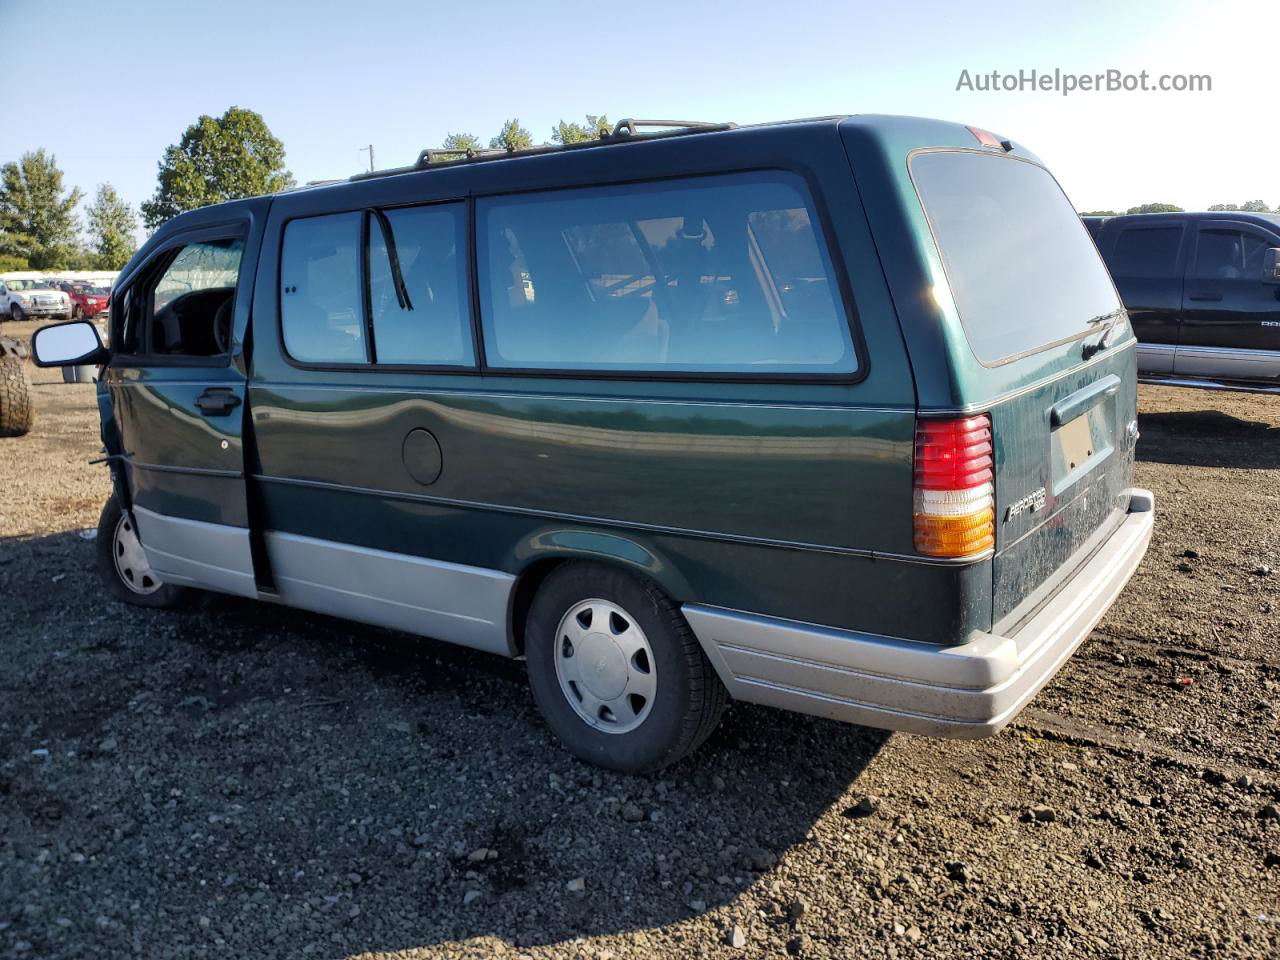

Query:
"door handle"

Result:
[[1187, 292, 1223, 302], [195, 388, 242, 417]]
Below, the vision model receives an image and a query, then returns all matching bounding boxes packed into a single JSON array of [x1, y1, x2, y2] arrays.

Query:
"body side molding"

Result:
[[264, 531, 516, 656]]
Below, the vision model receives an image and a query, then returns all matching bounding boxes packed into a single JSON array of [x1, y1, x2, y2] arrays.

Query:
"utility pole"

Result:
[[358, 144, 375, 173]]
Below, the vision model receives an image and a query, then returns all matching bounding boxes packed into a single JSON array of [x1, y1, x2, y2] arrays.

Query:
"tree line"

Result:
[[0, 109, 614, 273], [5, 104, 1271, 274], [1080, 200, 1277, 216]]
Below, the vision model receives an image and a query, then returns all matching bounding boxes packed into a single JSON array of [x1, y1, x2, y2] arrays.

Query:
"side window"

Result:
[[147, 238, 244, 357], [281, 212, 365, 364], [369, 203, 472, 365], [477, 172, 856, 374], [1105, 226, 1183, 279], [1192, 228, 1270, 281]]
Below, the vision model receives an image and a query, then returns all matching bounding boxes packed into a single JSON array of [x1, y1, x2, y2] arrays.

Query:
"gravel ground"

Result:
[[1, 338, 1277, 959]]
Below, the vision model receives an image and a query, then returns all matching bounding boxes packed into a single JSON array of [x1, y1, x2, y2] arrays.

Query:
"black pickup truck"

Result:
[[1084, 212, 1280, 392]]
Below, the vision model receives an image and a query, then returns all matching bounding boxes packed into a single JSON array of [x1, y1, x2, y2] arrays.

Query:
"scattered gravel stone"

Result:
[[1259, 803, 1280, 821], [621, 803, 644, 823], [565, 877, 585, 893], [462, 889, 482, 906], [727, 925, 747, 948], [845, 795, 881, 818], [1027, 805, 1057, 822]]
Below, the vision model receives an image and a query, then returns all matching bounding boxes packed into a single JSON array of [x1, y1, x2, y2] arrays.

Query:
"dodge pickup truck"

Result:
[[1090, 211, 1280, 392]]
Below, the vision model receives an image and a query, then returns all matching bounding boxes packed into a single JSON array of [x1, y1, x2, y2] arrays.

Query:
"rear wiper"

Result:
[[369, 208, 413, 311], [1086, 308, 1125, 326], [1081, 309, 1125, 360]]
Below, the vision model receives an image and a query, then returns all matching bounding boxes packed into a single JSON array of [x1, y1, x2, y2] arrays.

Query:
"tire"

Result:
[[0, 353, 33, 437], [95, 496, 189, 608], [525, 562, 727, 773], [72, 304, 83, 320], [9, 304, 23, 323]]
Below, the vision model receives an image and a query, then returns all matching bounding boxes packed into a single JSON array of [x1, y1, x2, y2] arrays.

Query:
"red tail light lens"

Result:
[[913, 415, 995, 558]]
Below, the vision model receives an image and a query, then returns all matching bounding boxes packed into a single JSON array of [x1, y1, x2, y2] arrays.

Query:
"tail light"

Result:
[[913, 415, 995, 558]]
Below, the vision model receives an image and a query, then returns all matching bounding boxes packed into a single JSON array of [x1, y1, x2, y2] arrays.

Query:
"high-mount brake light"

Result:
[[966, 126, 1013, 151], [913, 415, 996, 559]]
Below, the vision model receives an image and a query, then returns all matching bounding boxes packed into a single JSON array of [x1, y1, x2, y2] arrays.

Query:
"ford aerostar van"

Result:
[[33, 116, 1154, 772]]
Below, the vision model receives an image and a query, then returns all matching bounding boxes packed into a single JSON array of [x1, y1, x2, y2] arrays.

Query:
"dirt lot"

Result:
[[1, 341, 1277, 959]]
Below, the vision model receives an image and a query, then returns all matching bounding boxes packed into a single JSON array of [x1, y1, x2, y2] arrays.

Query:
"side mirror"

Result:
[[1264, 248, 1280, 283], [31, 320, 108, 367]]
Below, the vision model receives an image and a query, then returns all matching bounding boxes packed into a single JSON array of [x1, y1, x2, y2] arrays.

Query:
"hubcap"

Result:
[[554, 599, 656, 734], [113, 513, 162, 595]]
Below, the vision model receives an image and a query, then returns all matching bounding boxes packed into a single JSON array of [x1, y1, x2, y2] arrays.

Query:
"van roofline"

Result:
[[150, 113, 1030, 216]]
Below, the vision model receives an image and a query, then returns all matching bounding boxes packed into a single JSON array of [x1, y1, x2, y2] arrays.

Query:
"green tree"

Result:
[[1207, 203, 1240, 211], [551, 114, 611, 144], [441, 132, 481, 153], [1078, 210, 1118, 217], [0, 253, 28, 271], [490, 118, 533, 152], [428, 132, 482, 162], [1125, 202, 1184, 214], [141, 107, 295, 230], [84, 183, 138, 269], [0, 149, 83, 269], [1239, 200, 1269, 212]]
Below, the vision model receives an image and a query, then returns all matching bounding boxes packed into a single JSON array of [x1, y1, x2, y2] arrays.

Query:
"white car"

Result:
[[0, 279, 71, 322]]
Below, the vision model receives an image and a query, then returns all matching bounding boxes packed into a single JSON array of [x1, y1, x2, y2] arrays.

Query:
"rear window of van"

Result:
[[912, 151, 1121, 365]]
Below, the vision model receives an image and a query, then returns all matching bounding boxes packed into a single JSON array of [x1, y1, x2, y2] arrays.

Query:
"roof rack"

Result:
[[349, 118, 736, 182]]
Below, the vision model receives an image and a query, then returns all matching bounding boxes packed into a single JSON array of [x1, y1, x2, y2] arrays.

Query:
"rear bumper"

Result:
[[684, 488, 1154, 738]]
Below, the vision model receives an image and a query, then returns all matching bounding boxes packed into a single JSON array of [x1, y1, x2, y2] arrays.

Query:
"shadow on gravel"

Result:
[[3, 528, 889, 957], [1137, 409, 1280, 469]]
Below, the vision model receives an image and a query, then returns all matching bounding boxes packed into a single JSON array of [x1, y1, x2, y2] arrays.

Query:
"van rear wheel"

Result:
[[96, 496, 188, 608], [525, 563, 726, 773]]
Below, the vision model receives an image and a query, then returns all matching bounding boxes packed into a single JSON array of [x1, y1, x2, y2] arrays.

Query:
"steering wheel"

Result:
[[212, 299, 232, 354]]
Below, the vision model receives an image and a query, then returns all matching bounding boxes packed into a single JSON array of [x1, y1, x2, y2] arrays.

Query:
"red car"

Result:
[[53, 281, 111, 320]]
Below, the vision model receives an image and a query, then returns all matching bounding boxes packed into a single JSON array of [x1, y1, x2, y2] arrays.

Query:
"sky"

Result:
[[1, 0, 1276, 236]]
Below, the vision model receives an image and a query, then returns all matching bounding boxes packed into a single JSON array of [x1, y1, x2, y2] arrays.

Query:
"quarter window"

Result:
[[477, 172, 856, 374]]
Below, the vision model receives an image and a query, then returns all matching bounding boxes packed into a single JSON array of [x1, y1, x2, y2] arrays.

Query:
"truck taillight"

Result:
[[913, 415, 995, 558]]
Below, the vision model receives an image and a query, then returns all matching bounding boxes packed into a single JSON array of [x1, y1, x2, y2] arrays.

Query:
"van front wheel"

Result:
[[96, 497, 189, 608], [525, 563, 726, 773]]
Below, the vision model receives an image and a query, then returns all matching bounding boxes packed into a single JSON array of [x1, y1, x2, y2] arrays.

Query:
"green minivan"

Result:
[[33, 116, 1153, 772]]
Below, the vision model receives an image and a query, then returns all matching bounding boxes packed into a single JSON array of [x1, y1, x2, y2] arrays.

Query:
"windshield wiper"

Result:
[[369, 208, 413, 312]]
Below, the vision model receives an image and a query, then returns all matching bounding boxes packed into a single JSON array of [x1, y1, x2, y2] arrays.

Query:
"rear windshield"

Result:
[[912, 151, 1121, 365]]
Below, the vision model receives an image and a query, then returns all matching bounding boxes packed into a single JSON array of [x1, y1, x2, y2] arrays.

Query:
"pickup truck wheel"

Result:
[[9, 304, 23, 323], [525, 563, 727, 773], [0, 352, 33, 437], [72, 304, 83, 320], [96, 496, 189, 608]]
